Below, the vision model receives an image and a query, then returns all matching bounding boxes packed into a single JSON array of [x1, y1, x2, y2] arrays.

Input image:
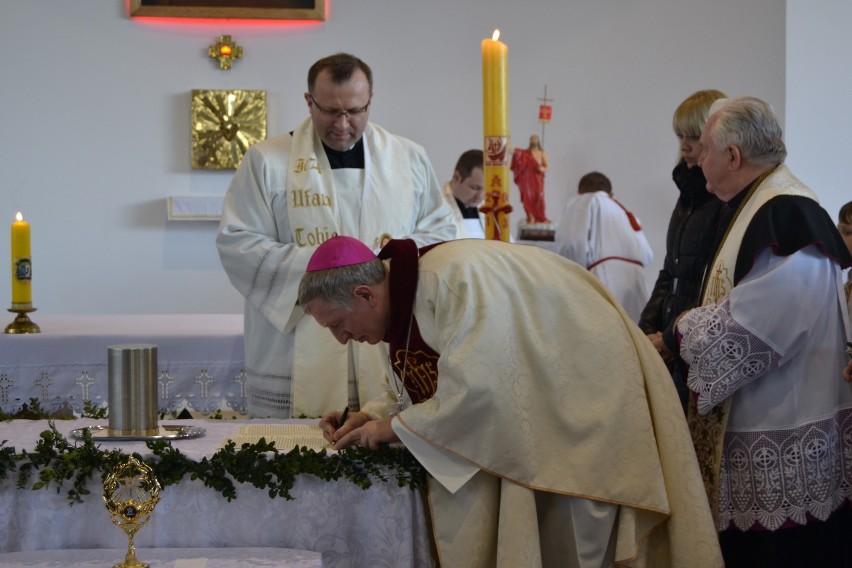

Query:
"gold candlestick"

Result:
[[5, 305, 40, 334], [103, 456, 161, 568]]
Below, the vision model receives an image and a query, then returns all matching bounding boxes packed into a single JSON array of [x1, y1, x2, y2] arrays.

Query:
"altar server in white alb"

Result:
[[554, 171, 653, 321], [300, 235, 723, 568], [216, 53, 455, 418], [676, 96, 852, 567]]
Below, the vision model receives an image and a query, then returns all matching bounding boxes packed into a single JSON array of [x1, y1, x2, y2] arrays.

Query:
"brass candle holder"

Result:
[[5, 304, 40, 334], [103, 456, 161, 568]]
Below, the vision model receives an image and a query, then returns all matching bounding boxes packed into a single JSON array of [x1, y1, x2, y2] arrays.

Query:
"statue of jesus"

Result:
[[511, 134, 551, 224]]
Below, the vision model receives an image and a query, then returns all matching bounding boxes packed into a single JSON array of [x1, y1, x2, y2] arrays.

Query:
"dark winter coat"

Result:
[[638, 161, 722, 411]]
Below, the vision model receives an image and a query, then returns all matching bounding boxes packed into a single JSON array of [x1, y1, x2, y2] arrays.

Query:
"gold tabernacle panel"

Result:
[[191, 89, 267, 170]]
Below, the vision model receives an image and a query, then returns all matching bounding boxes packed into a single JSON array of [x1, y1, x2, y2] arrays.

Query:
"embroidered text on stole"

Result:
[[291, 157, 335, 246]]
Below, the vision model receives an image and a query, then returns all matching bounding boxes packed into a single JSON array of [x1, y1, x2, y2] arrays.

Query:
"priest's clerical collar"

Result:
[[323, 138, 365, 169], [455, 197, 481, 219]]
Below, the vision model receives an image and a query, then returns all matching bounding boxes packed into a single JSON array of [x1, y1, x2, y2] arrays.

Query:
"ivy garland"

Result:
[[0, 400, 426, 506]]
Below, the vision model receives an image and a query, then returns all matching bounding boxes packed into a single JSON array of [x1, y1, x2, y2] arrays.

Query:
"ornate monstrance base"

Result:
[[103, 456, 161, 568]]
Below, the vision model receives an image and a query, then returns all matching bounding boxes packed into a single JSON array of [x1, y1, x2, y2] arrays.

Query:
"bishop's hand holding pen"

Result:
[[319, 406, 369, 444]]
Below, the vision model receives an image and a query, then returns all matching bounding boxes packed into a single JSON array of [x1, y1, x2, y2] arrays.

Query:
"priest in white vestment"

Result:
[[554, 171, 653, 322], [299, 235, 723, 568], [216, 53, 455, 419]]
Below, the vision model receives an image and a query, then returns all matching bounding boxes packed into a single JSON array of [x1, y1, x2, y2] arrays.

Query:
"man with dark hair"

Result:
[[442, 149, 485, 238], [297, 235, 723, 567], [217, 53, 455, 419], [676, 96, 852, 567], [554, 171, 653, 321], [577, 171, 612, 193]]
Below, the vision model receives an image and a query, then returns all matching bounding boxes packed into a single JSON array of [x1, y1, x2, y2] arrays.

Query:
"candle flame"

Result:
[[15, 211, 22, 222], [492, 29, 500, 41]]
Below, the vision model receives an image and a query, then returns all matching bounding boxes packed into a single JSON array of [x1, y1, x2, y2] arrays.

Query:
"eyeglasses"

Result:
[[309, 94, 371, 120]]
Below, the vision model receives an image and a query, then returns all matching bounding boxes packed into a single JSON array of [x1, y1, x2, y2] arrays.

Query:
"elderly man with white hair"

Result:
[[675, 96, 852, 567]]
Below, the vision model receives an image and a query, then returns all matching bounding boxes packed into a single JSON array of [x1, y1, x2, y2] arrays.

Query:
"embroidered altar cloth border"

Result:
[[0, 314, 246, 417]]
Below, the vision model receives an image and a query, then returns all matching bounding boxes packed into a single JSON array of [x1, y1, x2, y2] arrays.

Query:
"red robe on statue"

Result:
[[511, 148, 550, 223]]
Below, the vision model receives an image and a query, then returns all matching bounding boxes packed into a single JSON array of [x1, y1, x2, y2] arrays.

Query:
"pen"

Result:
[[847, 342, 852, 358], [338, 406, 350, 429]]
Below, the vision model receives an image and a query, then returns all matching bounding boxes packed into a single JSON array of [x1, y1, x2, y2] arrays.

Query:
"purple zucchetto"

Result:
[[306, 235, 377, 272]]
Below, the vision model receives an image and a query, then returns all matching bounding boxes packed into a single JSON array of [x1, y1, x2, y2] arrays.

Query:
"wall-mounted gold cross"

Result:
[[209, 35, 243, 70]]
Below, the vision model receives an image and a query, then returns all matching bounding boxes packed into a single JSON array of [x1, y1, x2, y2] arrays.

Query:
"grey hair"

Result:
[[705, 96, 787, 165], [298, 258, 386, 309]]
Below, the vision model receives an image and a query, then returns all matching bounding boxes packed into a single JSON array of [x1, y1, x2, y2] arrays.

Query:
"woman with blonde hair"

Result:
[[638, 89, 727, 413]]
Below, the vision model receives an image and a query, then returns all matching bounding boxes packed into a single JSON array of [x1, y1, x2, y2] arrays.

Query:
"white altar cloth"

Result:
[[0, 419, 434, 568], [0, 314, 246, 417], [0, 547, 323, 568]]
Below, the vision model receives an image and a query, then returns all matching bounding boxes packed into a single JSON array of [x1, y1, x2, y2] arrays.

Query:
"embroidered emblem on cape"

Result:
[[391, 346, 438, 404]]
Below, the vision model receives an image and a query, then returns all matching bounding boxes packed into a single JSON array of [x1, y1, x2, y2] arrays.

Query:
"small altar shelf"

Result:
[[167, 196, 224, 221]]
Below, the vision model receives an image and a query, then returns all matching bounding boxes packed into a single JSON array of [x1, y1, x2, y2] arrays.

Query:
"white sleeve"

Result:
[[554, 195, 595, 267], [216, 143, 309, 333], [391, 417, 479, 494], [677, 246, 832, 412], [403, 146, 458, 246]]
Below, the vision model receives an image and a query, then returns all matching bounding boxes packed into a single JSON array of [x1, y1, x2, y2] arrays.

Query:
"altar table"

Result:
[[0, 419, 434, 568], [0, 547, 324, 568], [0, 314, 246, 417]]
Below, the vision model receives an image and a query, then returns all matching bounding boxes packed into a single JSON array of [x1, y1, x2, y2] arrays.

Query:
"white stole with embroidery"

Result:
[[286, 118, 417, 416], [702, 164, 817, 305]]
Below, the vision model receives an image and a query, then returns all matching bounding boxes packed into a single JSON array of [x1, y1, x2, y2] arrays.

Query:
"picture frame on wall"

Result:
[[129, 0, 325, 21]]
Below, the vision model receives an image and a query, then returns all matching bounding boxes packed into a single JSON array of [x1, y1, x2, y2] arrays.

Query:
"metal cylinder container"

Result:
[[107, 343, 159, 435]]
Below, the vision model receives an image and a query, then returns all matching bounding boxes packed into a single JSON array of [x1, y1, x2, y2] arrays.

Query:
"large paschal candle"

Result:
[[481, 29, 511, 241]]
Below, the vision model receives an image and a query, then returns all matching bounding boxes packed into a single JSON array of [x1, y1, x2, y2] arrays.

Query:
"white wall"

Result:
[[786, 0, 852, 223], [0, 0, 790, 315]]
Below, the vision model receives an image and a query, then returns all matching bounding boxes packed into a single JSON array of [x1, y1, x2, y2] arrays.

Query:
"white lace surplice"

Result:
[[679, 245, 852, 530]]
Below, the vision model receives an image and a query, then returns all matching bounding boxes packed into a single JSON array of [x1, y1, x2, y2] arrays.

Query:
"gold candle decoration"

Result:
[[480, 29, 512, 241]]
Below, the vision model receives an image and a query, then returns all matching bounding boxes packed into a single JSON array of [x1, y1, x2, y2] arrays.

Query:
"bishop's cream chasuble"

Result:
[[383, 240, 722, 567]]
